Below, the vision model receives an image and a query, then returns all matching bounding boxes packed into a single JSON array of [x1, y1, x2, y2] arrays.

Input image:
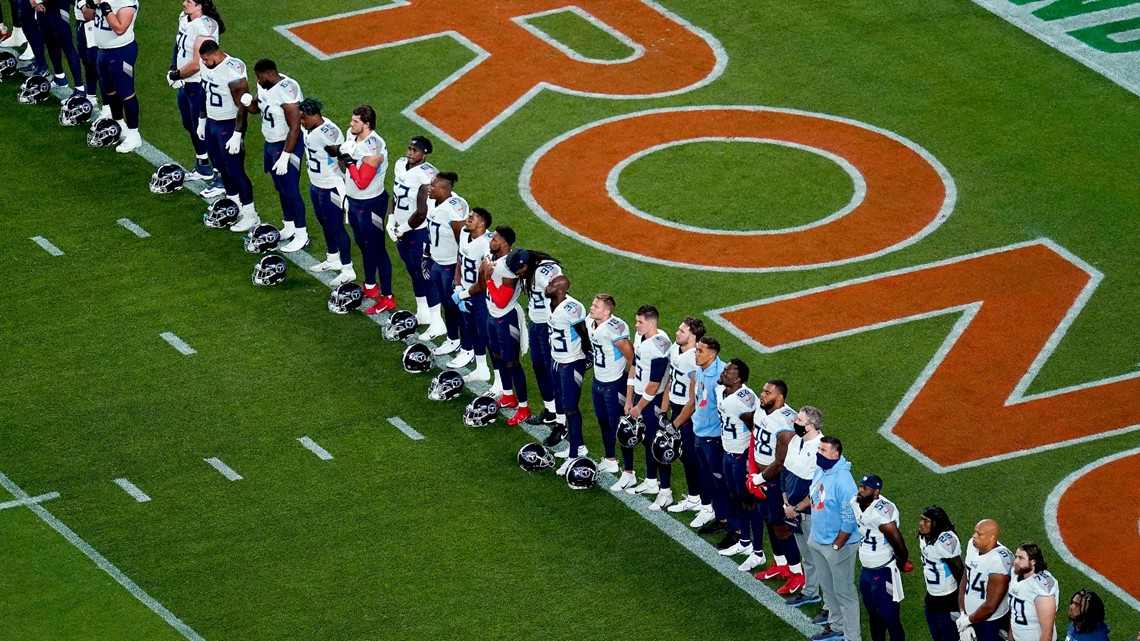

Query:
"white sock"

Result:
[[544, 400, 556, 414], [775, 555, 788, 566]]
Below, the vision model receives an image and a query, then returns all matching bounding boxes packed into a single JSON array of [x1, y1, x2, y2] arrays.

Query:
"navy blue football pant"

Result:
[[42, 0, 82, 87], [428, 260, 459, 340], [263, 141, 307, 228], [486, 308, 527, 403], [177, 82, 207, 157], [457, 293, 488, 356], [554, 359, 587, 457], [591, 378, 624, 460], [309, 185, 351, 265], [971, 616, 1008, 641], [75, 20, 98, 99], [396, 229, 435, 303], [17, 0, 51, 75], [860, 566, 905, 641], [663, 402, 703, 499], [923, 597, 958, 641], [8, 0, 21, 27], [620, 393, 661, 481], [96, 42, 138, 127], [347, 192, 392, 293], [527, 321, 555, 404], [696, 435, 732, 525], [723, 451, 756, 538], [205, 118, 253, 205]]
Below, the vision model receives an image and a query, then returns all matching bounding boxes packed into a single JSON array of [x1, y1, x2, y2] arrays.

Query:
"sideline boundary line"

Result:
[[0, 491, 60, 511]]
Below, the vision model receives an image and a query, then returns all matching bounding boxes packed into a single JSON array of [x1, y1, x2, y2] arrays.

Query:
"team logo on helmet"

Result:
[[383, 309, 418, 341], [252, 254, 287, 286], [17, 75, 51, 104], [427, 369, 464, 400], [463, 395, 499, 427], [402, 342, 433, 373], [328, 282, 364, 314], [149, 163, 185, 194], [651, 424, 682, 465], [517, 443, 555, 472], [204, 198, 240, 229], [87, 118, 122, 148], [244, 223, 281, 254], [616, 415, 646, 449], [565, 457, 598, 490], [0, 51, 18, 82], [59, 94, 94, 127]]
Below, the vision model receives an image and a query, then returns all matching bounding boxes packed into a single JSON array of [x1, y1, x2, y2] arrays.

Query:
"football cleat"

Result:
[[0, 51, 18, 81], [668, 495, 703, 513], [309, 255, 343, 273], [364, 294, 396, 316], [616, 414, 646, 449], [506, 406, 531, 426], [497, 393, 518, 409], [719, 540, 753, 557], [59, 94, 94, 126], [148, 163, 184, 194], [383, 309, 418, 341], [755, 564, 793, 581], [87, 118, 122, 148], [463, 395, 499, 427], [427, 369, 464, 401], [401, 342, 433, 374], [596, 459, 620, 474], [243, 223, 281, 254], [609, 471, 636, 492], [776, 573, 806, 596], [252, 254, 287, 286], [626, 478, 659, 496], [327, 282, 364, 314], [445, 349, 474, 369], [432, 338, 460, 356], [650, 424, 682, 465], [329, 267, 357, 287], [17, 74, 51, 104], [554, 445, 587, 459], [565, 457, 597, 490], [362, 283, 379, 299], [745, 474, 768, 500], [690, 505, 716, 528], [648, 488, 674, 512], [517, 443, 554, 472], [203, 198, 240, 229], [738, 552, 767, 572]]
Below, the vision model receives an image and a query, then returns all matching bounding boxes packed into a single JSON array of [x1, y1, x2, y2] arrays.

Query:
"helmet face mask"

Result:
[[517, 443, 554, 472], [87, 118, 122, 148], [616, 415, 646, 449], [149, 163, 185, 194], [565, 457, 598, 489], [463, 395, 499, 427], [252, 255, 287, 286], [244, 223, 281, 254], [204, 198, 240, 228], [18, 75, 51, 104], [383, 309, 418, 341], [328, 283, 364, 314], [401, 343, 433, 373], [427, 369, 464, 401], [60, 95, 94, 127]]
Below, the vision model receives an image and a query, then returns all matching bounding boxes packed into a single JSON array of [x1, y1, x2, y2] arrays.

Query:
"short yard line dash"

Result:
[[297, 436, 334, 460], [203, 457, 243, 481], [387, 417, 424, 440], [113, 478, 152, 503], [30, 236, 64, 256], [0, 491, 60, 511], [160, 332, 197, 355], [117, 218, 152, 238]]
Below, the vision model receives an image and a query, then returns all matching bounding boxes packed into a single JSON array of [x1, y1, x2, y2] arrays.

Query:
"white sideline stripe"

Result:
[[117, 218, 151, 238], [31, 236, 64, 256], [0, 492, 60, 511], [203, 457, 242, 481], [159, 332, 197, 356], [0, 472, 207, 641], [297, 436, 334, 460], [113, 478, 152, 503], [515, 422, 817, 637], [386, 417, 424, 441]]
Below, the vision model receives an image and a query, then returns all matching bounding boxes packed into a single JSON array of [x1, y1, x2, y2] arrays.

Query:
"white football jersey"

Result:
[[588, 316, 630, 384], [666, 344, 698, 406], [526, 262, 563, 323], [920, 530, 962, 598], [391, 158, 438, 231], [549, 296, 587, 364], [753, 404, 797, 467], [302, 118, 345, 190], [630, 330, 671, 397], [174, 14, 218, 82], [718, 384, 757, 454], [852, 495, 901, 569], [92, 0, 137, 48], [964, 541, 1015, 620], [487, 256, 523, 319], [345, 132, 387, 200], [784, 433, 822, 481], [426, 193, 468, 265], [257, 75, 303, 143], [458, 231, 492, 291], [1009, 571, 1059, 641], [201, 54, 246, 121]]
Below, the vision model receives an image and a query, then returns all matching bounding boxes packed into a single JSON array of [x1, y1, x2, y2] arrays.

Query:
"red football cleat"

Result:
[[365, 294, 396, 315], [362, 284, 379, 299], [902, 559, 914, 573], [498, 393, 518, 409], [776, 573, 806, 595], [507, 406, 531, 426], [755, 564, 792, 581]]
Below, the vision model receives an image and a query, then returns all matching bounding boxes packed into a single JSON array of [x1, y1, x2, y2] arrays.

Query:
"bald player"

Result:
[[958, 519, 1015, 641]]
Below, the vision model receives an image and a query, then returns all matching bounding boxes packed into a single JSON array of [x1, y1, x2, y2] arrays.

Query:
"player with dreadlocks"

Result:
[[1064, 589, 1110, 641], [918, 505, 966, 641], [516, 249, 564, 436]]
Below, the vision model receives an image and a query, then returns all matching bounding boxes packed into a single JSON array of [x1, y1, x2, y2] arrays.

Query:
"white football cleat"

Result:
[[555, 458, 572, 476], [625, 478, 659, 496], [418, 319, 447, 340], [463, 356, 491, 383], [200, 184, 226, 199], [554, 445, 586, 460], [609, 472, 636, 492], [279, 229, 310, 253], [718, 541, 754, 557], [446, 349, 474, 369], [229, 209, 260, 233], [738, 551, 767, 572], [648, 488, 674, 512], [329, 266, 356, 287], [596, 459, 620, 474], [116, 128, 141, 154], [690, 505, 716, 528], [432, 338, 460, 356], [309, 254, 343, 273], [7, 28, 27, 49], [18, 44, 33, 60], [667, 494, 703, 513]]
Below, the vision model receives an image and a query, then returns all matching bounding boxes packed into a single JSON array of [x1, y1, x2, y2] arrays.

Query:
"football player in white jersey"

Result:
[[751, 380, 802, 589], [621, 305, 671, 496], [715, 358, 757, 555], [247, 59, 308, 252], [851, 474, 909, 641], [1008, 543, 1059, 641], [85, 0, 141, 152], [333, 105, 394, 308], [523, 257, 562, 433], [391, 136, 440, 328], [481, 238, 534, 426], [587, 293, 634, 477], [658, 317, 704, 513], [299, 98, 354, 283], [780, 407, 826, 609], [545, 274, 592, 473], [198, 40, 259, 231], [453, 207, 493, 381], [959, 519, 1015, 641], [420, 171, 468, 337], [918, 505, 965, 641], [166, 0, 221, 182]]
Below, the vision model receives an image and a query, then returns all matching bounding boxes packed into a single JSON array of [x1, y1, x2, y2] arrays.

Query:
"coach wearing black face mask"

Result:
[[805, 434, 861, 641], [781, 406, 827, 611]]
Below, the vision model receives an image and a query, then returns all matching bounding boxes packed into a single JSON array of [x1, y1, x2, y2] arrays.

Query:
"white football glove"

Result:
[[955, 613, 972, 634], [272, 153, 290, 176], [225, 131, 243, 155], [239, 92, 253, 108], [195, 118, 206, 142], [385, 216, 398, 242], [751, 474, 764, 486], [958, 627, 976, 641]]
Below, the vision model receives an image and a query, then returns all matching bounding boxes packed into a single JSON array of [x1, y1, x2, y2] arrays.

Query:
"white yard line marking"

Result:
[[159, 332, 197, 356], [0, 472, 206, 641], [297, 436, 334, 460], [387, 417, 424, 441], [203, 457, 242, 481], [31, 236, 64, 256], [113, 478, 152, 503], [117, 218, 151, 238], [0, 491, 60, 511]]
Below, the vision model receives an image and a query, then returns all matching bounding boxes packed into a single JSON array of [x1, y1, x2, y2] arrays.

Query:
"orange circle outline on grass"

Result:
[[520, 106, 956, 272]]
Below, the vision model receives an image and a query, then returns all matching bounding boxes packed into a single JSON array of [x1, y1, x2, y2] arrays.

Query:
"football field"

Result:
[[1, 1, 1138, 639]]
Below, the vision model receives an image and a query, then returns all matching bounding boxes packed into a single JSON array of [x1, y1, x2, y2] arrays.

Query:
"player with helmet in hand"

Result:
[[247, 59, 308, 253], [749, 380, 801, 584], [298, 98, 354, 285], [617, 304, 671, 496], [586, 293, 633, 479], [481, 240, 534, 426], [390, 135, 440, 328], [451, 206, 494, 381], [197, 39, 259, 231], [657, 316, 704, 513], [544, 274, 592, 476], [166, 0, 222, 187], [83, 0, 142, 152]]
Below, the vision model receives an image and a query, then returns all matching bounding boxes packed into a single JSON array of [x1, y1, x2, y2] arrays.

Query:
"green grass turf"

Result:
[[523, 9, 640, 61], [2, 0, 1139, 638]]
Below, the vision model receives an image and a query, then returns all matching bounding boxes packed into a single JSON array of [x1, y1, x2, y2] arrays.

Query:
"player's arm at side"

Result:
[[672, 371, 696, 427], [282, 103, 302, 153], [878, 520, 909, 570], [572, 320, 592, 360], [406, 185, 431, 229], [762, 430, 794, 480], [228, 77, 250, 132], [641, 356, 667, 400], [972, 573, 1011, 623], [1033, 593, 1056, 641]]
